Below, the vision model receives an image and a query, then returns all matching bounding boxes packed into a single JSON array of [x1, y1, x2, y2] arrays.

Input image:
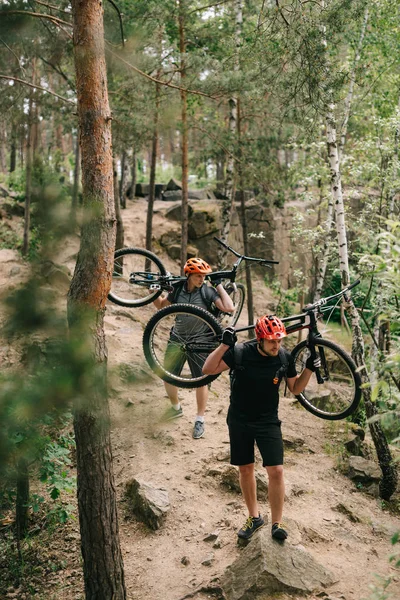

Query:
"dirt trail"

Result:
[[0, 197, 399, 600]]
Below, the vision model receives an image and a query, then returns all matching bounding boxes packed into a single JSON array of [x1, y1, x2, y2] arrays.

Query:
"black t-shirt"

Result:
[[223, 340, 297, 425]]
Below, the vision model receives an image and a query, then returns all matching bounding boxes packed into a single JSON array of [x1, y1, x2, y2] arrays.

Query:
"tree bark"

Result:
[[114, 157, 124, 259], [218, 0, 242, 268], [130, 145, 137, 199], [237, 99, 254, 328], [69, 1, 126, 598], [326, 110, 398, 500], [119, 150, 128, 209], [22, 72, 35, 257], [70, 128, 81, 225], [146, 82, 160, 254], [9, 120, 17, 172], [179, 0, 189, 274]]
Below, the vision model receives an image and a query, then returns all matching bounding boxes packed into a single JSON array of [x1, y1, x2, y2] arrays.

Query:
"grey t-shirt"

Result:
[[167, 282, 219, 338]]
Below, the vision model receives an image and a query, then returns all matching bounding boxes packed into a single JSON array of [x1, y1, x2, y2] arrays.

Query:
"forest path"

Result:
[[104, 199, 400, 600]]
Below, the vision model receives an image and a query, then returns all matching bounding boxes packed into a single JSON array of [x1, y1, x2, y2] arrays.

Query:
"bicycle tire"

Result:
[[291, 338, 362, 420], [143, 304, 223, 388], [217, 283, 246, 327], [108, 247, 167, 307]]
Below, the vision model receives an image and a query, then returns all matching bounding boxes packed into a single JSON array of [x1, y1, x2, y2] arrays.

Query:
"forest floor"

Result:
[[0, 197, 400, 600]]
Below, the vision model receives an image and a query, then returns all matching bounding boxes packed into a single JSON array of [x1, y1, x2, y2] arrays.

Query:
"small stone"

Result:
[[181, 556, 190, 565], [201, 553, 214, 566]]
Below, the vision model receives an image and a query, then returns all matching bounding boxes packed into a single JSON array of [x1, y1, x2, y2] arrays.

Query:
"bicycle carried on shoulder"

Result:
[[108, 237, 278, 327], [142, 280, 362, 421]]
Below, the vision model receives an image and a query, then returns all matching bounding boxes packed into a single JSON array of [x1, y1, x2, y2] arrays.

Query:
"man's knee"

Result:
[[239, 463, 255, 478], [266, 465, 284, 481]]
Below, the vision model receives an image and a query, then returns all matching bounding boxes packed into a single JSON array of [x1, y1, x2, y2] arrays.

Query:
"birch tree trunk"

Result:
[[179, 0, 189, 273], [69, 1, 126, 597], [326, 110, 398, 500], [217, 0, 242, 268], [314, 191, 334, 301]]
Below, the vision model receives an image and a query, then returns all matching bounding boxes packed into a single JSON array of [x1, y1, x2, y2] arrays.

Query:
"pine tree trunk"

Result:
[[146, 83, 160, 253], [114, 158, 124, 258], [119, 151, 127, 209], [22, 84, 34, 256], [70, 129, 81, 225], [9, 120, 17, 172], [130, 146, 137, 199], [218, 0, 242, 268], [237, 100, 254, 328], [16, 458, 29, 542], [179, 0, 188, 273], [69, 1, 126, 597], [326, 110, 398, 500]]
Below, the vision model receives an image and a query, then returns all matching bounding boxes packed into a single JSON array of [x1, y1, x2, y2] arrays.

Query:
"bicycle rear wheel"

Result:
[[108, 247, 167, 307], [143, 304, 223, 388], [217, 283, 246, 327], [291, 338, 362, 420]]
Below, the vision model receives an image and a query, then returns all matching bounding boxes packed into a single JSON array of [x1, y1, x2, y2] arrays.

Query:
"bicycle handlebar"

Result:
[[213, 236, 279, 264], [302, 279, 361, 312]]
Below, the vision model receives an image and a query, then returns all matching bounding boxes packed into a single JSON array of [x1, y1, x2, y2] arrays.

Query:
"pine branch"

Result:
[[0, 75, 76, 105]]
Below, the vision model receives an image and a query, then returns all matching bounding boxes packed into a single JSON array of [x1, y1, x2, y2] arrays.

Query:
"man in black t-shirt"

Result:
[[203, 314, 320, 541], [153, 257, 234, 439]]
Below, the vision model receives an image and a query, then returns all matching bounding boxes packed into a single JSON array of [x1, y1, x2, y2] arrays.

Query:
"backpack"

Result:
[[231, 340, 289, 388], [169, 280, 219, 316]]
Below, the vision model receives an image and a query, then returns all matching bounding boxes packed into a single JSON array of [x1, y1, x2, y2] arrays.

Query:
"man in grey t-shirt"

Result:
[[153, 257, 234, 439]]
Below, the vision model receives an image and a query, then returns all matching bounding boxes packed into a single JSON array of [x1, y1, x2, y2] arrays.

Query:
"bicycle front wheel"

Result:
[[143, 304, 223, 388], [217, 283, 246, 327], [108, 247, 167, 307], [291, 338, 362, 420]]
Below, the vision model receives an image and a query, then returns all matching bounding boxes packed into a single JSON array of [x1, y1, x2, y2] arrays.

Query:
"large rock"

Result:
[[221, 528, 337, 599], [125, 476, 170, 530], [347, 456, 381, 483]]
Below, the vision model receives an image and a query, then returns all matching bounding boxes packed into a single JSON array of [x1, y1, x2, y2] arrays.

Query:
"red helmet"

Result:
[[184, 257, 212, 275], [255, 315, 287, 341]]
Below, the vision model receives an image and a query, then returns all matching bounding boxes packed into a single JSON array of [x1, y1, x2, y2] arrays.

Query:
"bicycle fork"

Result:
[[308, 332, 326, 385]]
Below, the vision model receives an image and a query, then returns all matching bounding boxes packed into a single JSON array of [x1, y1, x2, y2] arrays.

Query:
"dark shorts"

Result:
[[227, 415, 283, 467], [164, 335, 206, 379]]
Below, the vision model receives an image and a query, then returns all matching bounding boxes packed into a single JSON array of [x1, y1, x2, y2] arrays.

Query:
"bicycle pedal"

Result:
[[149, 284, 162, 291]]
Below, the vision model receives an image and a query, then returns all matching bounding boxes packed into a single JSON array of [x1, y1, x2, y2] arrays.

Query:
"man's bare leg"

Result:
[[239, 463, 259, 517], [266, 465, 285, 524]]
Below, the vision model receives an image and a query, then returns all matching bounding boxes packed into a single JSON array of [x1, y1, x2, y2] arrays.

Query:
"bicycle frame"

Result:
[[128, 237, 278, 293]]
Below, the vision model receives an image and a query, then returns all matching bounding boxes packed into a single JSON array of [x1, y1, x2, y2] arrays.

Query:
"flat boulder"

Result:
[[221, 527, 337, 599], [125, 476, 170, 530]]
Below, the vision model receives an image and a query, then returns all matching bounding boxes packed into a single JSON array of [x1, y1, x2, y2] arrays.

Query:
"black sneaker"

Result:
[[193, 420, 205, 439], [271, 522, 288, 540], [237, 515, 264, 540]]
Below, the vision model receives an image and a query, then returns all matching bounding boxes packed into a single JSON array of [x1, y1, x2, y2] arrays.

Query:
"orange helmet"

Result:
[[184, 257, 212, 276], [255, 315, 287, 341]]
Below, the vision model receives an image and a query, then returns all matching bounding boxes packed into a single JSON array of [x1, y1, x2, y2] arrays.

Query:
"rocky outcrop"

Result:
[[221, 527, 337, 599]]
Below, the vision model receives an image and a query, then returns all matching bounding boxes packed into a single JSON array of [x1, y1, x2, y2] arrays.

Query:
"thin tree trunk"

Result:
[[22, 73, 35, 257], [146, 82, 160, 253], [10, 120, 17, 172], [114, 157, 124, 258], [218, 0, 242, 268], [179, 0, 188, 273], [237, 99, 254, 328], [119, 150, 127, 209], [69, 1, 126, 597], [130, 146, 137, 199], [70, 128, 81, 225], [326, 109, 398, 500], [16, 458, 29, 543]]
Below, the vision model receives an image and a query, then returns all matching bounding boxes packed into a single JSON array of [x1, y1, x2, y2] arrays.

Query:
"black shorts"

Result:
[[164, 335, 206, 378], [227, 415, 283, 467]]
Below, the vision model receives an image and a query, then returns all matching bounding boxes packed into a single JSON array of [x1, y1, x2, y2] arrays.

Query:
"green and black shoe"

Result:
[[237, 514, 264, 540], [271, 522, 288, 540]]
